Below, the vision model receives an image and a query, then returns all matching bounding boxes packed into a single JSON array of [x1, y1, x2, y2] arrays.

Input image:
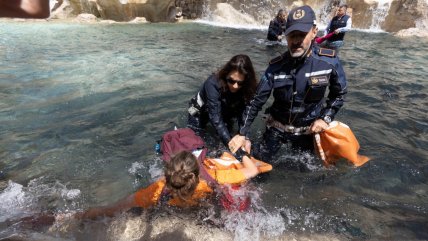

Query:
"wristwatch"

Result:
[[235, 149, 251, 162], [323, 115, 332, 124]]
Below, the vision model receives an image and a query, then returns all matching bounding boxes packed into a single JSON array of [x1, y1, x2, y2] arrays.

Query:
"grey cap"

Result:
[[285, 5, 317, 35]]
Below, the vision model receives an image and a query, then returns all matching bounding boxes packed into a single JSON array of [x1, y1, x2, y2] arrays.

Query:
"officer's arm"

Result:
[[239, 72, 274, 136], [321, 61, 347, 119], [204, 78, 232, 146], [76, 194, 136, 220]]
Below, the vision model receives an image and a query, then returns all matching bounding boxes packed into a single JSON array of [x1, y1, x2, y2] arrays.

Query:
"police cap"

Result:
[[285, 5, 317, 36]]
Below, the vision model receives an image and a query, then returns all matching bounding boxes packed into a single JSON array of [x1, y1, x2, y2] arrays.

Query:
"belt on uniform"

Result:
[[264, 115, 310, 135]]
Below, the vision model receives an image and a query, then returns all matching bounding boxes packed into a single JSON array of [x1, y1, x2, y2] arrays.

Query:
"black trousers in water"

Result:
[[253, 126, 315, 163], [187, 112, 236, 147]]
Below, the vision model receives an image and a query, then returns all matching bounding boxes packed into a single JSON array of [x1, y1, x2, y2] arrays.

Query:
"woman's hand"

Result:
[[228, 135, 247, 153]]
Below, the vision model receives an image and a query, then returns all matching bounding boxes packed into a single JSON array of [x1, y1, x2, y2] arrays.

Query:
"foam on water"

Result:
[[223, 210, 285, 241], [217, 184, 286, 241], [0, 181, 27, 222], [195, 19, 266, 30], [1, 21, 427, 240], [0, 178, 82, 223]]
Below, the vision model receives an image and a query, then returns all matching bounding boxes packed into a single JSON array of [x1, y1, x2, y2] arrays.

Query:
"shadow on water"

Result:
[[0, 22, 428, 240]]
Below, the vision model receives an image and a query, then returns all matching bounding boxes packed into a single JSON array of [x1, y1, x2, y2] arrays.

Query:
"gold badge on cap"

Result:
[[293, 9, 305, 20]]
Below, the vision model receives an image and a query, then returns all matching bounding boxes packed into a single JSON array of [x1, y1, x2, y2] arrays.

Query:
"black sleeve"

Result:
[[204, 76, 232, 146], [321, 58, 348, 119], [239, 69, 274, 136], [267, 20, 278, 40]]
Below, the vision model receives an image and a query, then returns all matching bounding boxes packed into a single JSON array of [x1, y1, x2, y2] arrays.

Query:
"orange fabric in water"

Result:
[[203, 152, 273, 185], [134, 178, 213, 208], [134, 179, 166, 208], [133, 153, 272, 208], [314, 121, 370, 167]]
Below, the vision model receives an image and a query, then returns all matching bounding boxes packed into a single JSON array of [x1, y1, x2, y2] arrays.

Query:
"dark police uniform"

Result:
[[239, 46, 347, 161], [267, 18, 287, 41], [188, 74, 246, 147], [326, 15, 350, 42]]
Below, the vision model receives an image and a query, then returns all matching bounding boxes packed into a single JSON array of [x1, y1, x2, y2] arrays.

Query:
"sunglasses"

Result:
[[226, 77, 245, 86]]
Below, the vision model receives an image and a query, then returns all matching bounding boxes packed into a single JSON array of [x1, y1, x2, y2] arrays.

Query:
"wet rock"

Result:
[[388, 0, 428, 35], [383, 0, 421, 32], [346, 0, 373, 29], [128, 17, 147, 23], [395, 27, 428, 37], [73, 13, 99, 23], [47, 0, 428, 34]]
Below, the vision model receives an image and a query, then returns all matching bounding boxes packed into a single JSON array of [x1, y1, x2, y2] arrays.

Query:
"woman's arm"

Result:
[[76, 194, 137, 220], [240, 154, 259, 179], [204, 76, 233, 146]]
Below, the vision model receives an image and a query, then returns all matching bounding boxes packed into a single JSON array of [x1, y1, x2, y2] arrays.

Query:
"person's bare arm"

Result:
[[76, 194, 137, 220], [240, 155, 259, 179], [0, 0, 50, 18]]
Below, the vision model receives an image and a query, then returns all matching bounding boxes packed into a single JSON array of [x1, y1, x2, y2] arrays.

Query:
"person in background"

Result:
[[267, 9, 287, 41], [0, 0, 50, 18], [322, 4, 352, 51], [187, 54, 258, 151], [228, 5, 348, 162]]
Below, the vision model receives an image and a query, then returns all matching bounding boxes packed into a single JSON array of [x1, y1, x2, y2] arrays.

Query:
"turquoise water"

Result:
[[0, 21, 427, 240]]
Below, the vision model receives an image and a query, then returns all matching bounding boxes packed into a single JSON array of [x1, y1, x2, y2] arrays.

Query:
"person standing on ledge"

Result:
[[228, 5, 348, 162], [322, 4, 352, 51], [0, 0, 50, 19], [267, 9, 287, 42]]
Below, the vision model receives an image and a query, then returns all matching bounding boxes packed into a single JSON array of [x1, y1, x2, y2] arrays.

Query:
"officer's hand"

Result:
[[334, 29, 340, 34], [228, 135, 247, 153], [277, 35, 283, 40], [310, 119, 329, 133]]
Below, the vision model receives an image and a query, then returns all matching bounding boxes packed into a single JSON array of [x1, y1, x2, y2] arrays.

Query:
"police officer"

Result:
[[228, 5, 348, 162], [323, 4, 352, 50], [267, 9, 287, 41]]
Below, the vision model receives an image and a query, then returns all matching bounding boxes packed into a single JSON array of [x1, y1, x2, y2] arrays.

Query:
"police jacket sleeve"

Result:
[[204, 77, 232, 146], [321, 59, 347, 119], [239, 72, 274, 136]]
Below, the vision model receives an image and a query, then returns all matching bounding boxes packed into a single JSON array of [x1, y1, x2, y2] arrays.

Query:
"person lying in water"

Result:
[[76, 150, 272, 219]]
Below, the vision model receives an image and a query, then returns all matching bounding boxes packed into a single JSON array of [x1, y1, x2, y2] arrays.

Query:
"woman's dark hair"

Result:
[[277, 9, 285, 18], [217, 54, 258, 104], [164, 151, 199, 201]]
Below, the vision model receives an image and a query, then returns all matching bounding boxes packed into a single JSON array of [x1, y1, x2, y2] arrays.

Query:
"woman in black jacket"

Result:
[[187, 54, 258, 149]]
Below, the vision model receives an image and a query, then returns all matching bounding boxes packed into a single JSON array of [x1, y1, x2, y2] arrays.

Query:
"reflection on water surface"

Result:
[[0, 21, 427, 240]]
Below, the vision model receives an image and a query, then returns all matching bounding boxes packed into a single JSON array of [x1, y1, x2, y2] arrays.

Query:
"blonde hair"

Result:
[[164, 151, 200, 200]]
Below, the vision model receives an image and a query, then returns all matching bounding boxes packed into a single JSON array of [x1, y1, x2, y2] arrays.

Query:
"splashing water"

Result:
[[369, 0, 393, 30], [220, 185, 286, 241], [0, 178, 81, 223], [0, 181, 27, 222]]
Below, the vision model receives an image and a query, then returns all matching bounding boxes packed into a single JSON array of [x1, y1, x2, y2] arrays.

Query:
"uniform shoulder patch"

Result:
[[318, 48, 336, 57], [269, 55, 283, 65]]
